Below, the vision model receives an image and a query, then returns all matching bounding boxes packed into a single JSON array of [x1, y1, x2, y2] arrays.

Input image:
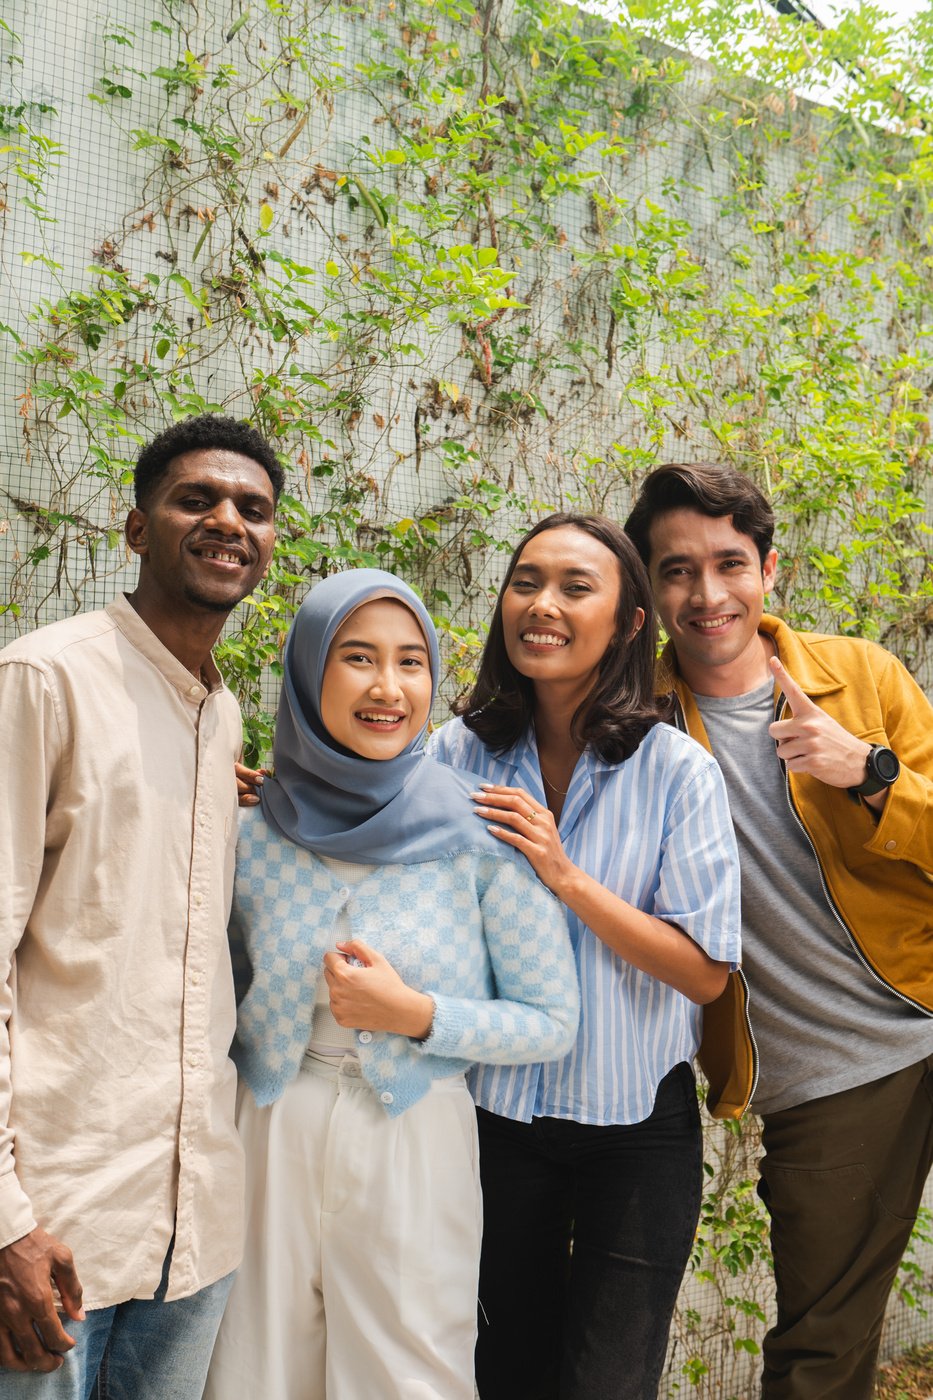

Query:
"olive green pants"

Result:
[[757, 1052, 933, 1400]]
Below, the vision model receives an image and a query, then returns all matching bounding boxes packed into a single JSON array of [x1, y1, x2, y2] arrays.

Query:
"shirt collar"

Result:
[[106, 594, 224, 703], [502, 725, 598, 840]]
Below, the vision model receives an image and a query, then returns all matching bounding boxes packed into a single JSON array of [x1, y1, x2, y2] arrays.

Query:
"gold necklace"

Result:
[[540, 766, 571, 796]]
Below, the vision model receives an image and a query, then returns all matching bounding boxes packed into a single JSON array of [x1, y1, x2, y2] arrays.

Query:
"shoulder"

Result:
[[596, 723, 729, 825], [428, 716, 475, 764], [429, 717, 518, 784], [0, 609, 115, 674], [787, 626, 889, 669], [618, 720, 720, 783], [236, 807, 325, 884], [778, 623, 921, 701], [233, 815, 343, 950]]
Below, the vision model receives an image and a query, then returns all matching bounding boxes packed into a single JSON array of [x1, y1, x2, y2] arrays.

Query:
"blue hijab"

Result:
[[260, 569, 513, 865]]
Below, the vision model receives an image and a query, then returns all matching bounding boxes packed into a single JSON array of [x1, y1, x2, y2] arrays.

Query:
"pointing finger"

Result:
[[769, 656, 816, 716]]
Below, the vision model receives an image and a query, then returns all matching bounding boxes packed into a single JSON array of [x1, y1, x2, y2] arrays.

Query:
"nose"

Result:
[[690, 568, 727, 609], [204, 496, 248, 537], [529, 585, 560, 618], [369, 662, 403, 703]]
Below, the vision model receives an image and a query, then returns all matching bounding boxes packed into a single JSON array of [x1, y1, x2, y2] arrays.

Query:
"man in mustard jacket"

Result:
[[626, 461, 933, 1400]]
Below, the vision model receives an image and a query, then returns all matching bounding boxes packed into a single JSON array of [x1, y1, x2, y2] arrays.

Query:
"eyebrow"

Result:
[[656, 546, 755, 568], [336, 639, 429, 654], [172, 478, 273, 506], [512, 563, 602, 579]]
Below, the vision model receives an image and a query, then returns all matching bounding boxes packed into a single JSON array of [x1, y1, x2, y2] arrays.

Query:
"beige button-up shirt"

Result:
[[0, 595, 245, 1307]]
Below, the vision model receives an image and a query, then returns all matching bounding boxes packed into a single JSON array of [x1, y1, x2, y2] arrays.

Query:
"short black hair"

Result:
[[625, 461, 775, 568], [134, 414, 285, 506], [454, 512, 668, 764]]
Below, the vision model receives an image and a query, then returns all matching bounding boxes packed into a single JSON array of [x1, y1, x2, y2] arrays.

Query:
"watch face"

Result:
[[871, 746, 900, 783]]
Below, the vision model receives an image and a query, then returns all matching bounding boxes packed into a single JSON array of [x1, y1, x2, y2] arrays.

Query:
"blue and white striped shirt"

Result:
[[429, 718, 741, 1125]]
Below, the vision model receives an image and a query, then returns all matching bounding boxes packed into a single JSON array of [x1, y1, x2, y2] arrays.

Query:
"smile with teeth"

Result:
[[690, 615, 736, 631], [522, 632, 568, 646], [198, 548, 243, 564], [356, 711, 404, 724]]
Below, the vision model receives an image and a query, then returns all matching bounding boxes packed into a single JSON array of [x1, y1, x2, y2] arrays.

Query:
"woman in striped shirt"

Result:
[[430, 513, 741, 1400]]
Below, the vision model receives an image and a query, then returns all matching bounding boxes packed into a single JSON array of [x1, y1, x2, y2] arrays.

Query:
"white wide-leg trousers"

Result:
[[204, 1057, 482, 1399]]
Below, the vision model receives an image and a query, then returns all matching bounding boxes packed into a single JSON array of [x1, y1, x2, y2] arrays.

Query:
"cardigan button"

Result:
[[884, 839, 897, 851], [359, 1031, 373, 1044], [380, 1091, 394, 1105], [338, 886, 350, 899]]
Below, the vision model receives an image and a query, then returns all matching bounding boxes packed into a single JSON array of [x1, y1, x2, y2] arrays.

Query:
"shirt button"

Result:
[[358, 1031, 373, 1044], [338, 887, 350, 899], [187, 684, 202, 699], [380, 1091, 393, 1105], [884, 839, 897, 851], [186, 1054, 198, 1069]]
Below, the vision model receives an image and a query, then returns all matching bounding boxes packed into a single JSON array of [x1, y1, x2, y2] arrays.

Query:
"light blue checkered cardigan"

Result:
[[231, 809, 580, 1118]]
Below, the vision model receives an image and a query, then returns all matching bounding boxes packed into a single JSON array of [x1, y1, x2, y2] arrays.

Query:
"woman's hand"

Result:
[[471, 783, 576, 898], [235, 761, 269, 808], [473, 786, 729, 1005], [323, 939, 435, 1040]]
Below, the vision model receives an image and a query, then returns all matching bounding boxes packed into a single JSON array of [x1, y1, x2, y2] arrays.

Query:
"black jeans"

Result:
[[475, 1062, 702, 1400]]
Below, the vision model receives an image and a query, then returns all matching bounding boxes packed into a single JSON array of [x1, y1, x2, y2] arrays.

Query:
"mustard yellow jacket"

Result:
[[659, 614, 933, 1119]]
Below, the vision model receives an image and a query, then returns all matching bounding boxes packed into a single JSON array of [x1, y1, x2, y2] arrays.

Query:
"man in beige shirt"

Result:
[[0, 415, 280, 1397]]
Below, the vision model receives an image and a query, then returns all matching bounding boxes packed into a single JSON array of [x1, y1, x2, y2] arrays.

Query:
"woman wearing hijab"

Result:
[[204, 568, 578, 1400]]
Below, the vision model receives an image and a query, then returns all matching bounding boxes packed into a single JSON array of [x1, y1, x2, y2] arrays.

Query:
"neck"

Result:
[[678, 631, 775, 699], [531, 679, 588, 765], [126, 587, 227, 679]]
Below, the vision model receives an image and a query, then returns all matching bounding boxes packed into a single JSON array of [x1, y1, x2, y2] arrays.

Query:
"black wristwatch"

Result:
[[848, 745, 900, 799]]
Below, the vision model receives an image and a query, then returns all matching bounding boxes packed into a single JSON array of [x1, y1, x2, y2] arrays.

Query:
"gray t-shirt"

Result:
[[695, 679, 933, 1115]]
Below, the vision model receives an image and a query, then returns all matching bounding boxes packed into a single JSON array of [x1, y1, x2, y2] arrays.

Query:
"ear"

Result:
[[762, 547, 778, 594], [125, 507, 149, 559], [626, 606, 646, 642]]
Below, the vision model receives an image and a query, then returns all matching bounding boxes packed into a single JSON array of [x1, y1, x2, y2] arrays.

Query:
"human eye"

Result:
[[509, 578, 535, 592], [400, 656, 425, 668], [565, 581, 592, 594]]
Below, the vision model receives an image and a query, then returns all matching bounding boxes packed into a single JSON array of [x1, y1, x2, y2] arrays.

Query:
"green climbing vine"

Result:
[[2, 2, 932, 1390]]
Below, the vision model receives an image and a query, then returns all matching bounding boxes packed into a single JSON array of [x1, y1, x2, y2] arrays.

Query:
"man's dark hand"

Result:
[[0, 1227, 84, 1372]]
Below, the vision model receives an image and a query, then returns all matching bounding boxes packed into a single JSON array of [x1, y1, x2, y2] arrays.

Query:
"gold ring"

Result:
[[527, 807, 537, 823]]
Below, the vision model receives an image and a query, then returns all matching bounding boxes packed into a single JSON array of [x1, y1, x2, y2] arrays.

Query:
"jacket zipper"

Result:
[[773, 691, 929, 1016]]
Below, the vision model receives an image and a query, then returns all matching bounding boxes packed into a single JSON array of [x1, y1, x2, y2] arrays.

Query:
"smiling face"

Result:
[[126, 447, 276, 619], [320, 598, 433, 760], [647, 508, 778, 697], [501, 526, 631, 703]]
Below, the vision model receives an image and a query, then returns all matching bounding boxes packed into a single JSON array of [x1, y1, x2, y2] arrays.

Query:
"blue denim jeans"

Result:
[[475, 1061, 703, 1400], [0, 1242, 234, 1400]]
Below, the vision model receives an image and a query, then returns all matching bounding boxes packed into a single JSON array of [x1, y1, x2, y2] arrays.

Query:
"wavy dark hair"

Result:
[[454, 513, 668, 763], [134, 414, 285, 507], [625, 461, 775, 568]]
